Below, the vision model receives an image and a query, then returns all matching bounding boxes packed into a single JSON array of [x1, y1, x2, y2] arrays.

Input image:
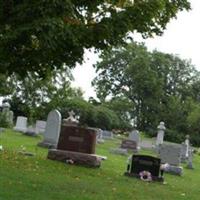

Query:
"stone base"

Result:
[[109, 148, 128, 156], [37, 141, 56, 149], [164, 165, 183, 176], [124, 172, 164, 182], [47, 149, 101, 168]]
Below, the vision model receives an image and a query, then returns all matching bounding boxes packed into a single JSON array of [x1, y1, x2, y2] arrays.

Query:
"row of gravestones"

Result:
[[13, 116, 46, 136], [13, 110, 107, 167]]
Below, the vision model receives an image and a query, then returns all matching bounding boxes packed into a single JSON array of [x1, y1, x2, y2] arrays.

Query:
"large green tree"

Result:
[[92, 43, 197, 134], [0, 0, 190, 76]]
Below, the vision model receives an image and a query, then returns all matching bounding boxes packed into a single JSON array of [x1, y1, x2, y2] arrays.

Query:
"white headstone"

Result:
[[40, 110, 61, 147], [156, 122, 166, 145], [13, 116, 27, 133], [102, 130, 113, 139], [35, 120, 46, 134], [185, 135, 190, 158], [129, 129, 140, 146]]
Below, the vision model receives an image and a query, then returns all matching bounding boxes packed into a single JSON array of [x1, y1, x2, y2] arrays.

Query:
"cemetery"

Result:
[[0, 109, 200, 200], [1, 1, 200, 200]]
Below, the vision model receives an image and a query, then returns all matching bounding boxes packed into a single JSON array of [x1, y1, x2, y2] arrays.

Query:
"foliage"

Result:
[[0, 0, 190, 76], [0, 112, 11, 128], [93, 42, 199, 144]]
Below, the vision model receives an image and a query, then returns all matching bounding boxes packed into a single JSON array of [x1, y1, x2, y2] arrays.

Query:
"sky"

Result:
[[72, 0, 200, 99]]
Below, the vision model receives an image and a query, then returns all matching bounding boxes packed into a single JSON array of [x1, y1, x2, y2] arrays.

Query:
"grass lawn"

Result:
[[0, 129, 200, 200]]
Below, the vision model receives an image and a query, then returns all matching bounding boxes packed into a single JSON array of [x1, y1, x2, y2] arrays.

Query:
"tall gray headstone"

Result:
[[159, 143, 181, 166], [38, 110, 61, 148], [129, 129, 140, 147], [156, 122, 166, 146], [13, 116, 27, 133]]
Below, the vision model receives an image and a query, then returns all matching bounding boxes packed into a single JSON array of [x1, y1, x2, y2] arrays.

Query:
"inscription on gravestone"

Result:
[[57, 125, 97, 154]]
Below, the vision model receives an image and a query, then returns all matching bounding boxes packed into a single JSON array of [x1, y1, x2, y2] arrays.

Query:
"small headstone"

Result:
[[35, 120, 46, 134], [38, 110, 61, 148], [109, 148, 128, 156], [25, 126, 38, 137], [125, 155, 164, 182], [96, 129, 105, 144], [156, 122, 166, 146], [129, 128, 140, 149], [13, 116, 27, 133], [102, 130, 113, 139], [121, 139, 138, 152]]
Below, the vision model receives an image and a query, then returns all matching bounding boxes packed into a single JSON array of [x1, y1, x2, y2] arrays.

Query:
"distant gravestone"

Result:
[[121, 139, 138, 152], [38, 110, 61, 148], [13, 116, 27, 133], [95, 129, 104, 144], [180, 143, 187, 163], [156, 122, 166, 146], [129, 129, 140, 148], [125, 155, 164, 182], [35, 120, 46, 134], [102, 130, 113, 139]]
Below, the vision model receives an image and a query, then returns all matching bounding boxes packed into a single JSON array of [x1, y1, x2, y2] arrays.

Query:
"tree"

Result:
[[5, 66, 82, 122], [92, 43, 197, 134], [0, 0, 190, 76]]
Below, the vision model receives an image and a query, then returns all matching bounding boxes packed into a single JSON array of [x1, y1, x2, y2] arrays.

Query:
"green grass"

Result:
[[0, 129, 200, 200]]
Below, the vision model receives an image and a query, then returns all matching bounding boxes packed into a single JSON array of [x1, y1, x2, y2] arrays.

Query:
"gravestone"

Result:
[[48, 123, 103, 167], [35, 120, 46, 134], [121, 139, 138, 152], [25, 125, 38, 137], [129, 129, 140, 149], [158, 143, 183, 175], [180, 143, 187, 163], [125, 155, 164, 182], [159, 143, 181, 166], [109, 147, 128, 156], [96, 129, 104, 144], [102, 130, 113, 139], [38, 110, 61, 148], [13, 116, 27, 133], [156, 122, 166, 146], [57, 125, 97, 154], [187, 148, 194, 169]]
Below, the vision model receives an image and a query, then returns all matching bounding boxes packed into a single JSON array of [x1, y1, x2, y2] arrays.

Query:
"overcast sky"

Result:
[[72, 0, 200, 99]]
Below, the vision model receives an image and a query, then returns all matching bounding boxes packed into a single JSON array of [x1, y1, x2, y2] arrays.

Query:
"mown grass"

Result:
[[0, 129, 200, 200]]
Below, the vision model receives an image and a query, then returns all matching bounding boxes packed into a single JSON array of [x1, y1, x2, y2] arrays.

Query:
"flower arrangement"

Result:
[[139, 171, 152, 182]]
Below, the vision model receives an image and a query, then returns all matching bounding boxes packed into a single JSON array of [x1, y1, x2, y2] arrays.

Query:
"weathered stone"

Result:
[[13, 116, 27, 133], [121, 139, 138, 152], [48, 149, 101, 167], [164, 165, 183, 176], [109, 148, 128, 156], [38, 110, 61, 148]]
